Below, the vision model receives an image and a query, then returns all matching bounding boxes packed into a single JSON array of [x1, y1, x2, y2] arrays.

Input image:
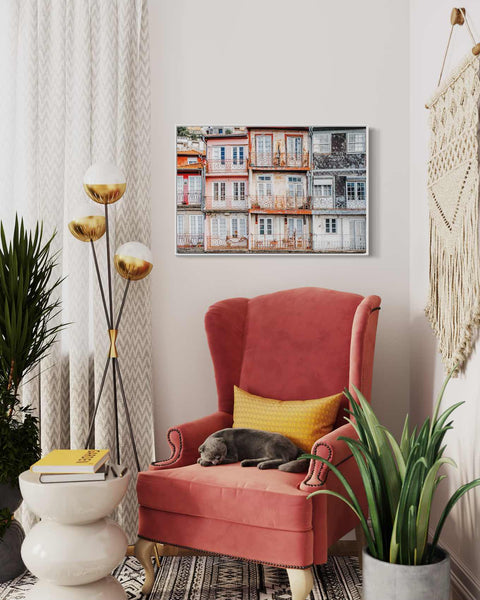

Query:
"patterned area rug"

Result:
[[0, 555, 361, 600]]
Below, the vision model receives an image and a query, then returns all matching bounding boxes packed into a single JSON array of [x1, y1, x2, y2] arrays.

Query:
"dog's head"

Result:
[[197, 438, 227, 466]]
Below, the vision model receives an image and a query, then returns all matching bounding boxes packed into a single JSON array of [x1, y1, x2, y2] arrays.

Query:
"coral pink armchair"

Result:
[[135, 288, 381, 598]]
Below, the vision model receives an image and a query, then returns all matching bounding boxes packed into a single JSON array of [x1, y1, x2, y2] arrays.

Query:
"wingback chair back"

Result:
[[205, 287, 379, 424]]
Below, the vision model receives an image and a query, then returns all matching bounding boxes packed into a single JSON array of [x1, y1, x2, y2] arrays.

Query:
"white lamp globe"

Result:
[[83, 162, 126, 204], [68, 201, 106, 242], [71, 200, 105, 218], [84, 162, 125, 185], [114, 242, 153, 281]]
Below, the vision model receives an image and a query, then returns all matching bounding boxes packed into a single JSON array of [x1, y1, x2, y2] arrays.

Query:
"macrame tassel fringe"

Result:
[[425, 197, 480, 374]]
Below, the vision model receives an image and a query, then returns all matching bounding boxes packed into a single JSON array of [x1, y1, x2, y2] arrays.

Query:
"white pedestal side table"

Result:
[[19, 469, 130, 600]]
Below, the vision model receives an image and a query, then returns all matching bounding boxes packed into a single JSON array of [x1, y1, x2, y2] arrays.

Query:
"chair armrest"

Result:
[[299, 422, 358, 491], [150, 411, 233, 470]]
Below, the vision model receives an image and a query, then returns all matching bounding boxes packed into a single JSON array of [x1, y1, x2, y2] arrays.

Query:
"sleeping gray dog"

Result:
[[197, 428, 309, 472]]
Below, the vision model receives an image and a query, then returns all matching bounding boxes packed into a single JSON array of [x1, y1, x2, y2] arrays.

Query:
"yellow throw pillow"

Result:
[[233, 386, 342, 452]]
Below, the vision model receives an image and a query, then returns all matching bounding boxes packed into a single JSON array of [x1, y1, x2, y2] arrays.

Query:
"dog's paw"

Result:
[[198, 459, 213, 466]]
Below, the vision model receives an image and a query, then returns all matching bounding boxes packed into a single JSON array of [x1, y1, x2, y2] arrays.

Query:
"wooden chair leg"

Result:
[[134, 537, 156, 595], [153, 542, 161, 567], [355, 523, 366, 570], [286, 567, 314, 600]]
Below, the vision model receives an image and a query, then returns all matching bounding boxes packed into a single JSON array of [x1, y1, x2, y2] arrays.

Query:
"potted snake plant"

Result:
[[302, 369, 480, 600], [0, 217, 64, 582]]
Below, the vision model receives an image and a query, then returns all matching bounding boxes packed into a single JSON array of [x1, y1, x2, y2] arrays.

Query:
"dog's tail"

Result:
[[278, 458, 309, 473]]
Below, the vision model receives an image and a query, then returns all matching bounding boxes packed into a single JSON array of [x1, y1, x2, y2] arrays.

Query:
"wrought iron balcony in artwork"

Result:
[[311, 196, 366, 210], [205, 235, 249, 251], [176, 192, 203, 207], [250, 195, 310, 211], [249, 234, 313, 252], [176, 233, 204, 248], [312, 233, 366, 252], [249, 152, 310, 169], [345, 198, 366, 209], [206, 159, 248, 173], [204, 196, 248, 210]]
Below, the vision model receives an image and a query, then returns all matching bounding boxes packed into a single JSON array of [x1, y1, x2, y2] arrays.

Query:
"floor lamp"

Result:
[[68, 162, 153, 470]]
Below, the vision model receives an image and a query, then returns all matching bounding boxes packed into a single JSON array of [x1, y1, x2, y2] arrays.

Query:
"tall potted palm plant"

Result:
[[303, 369, 480, 600], [0, 217, 64, 582]]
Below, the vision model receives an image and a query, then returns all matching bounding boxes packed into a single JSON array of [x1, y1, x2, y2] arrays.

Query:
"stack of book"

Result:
[[31, 449, 111, 483]]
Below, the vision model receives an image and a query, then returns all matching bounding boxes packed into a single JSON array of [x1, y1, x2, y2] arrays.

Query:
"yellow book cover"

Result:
[[31, 449, 110, 474]]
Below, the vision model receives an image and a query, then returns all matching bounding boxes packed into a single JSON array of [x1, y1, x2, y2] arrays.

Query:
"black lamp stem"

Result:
[[104, 203, 115, 328], [116, 359, 141, 471], [84, 355, 111, 449], [83, 203, 140, 471], [90, 239, 111, 329], [104, 202, 120, 464], [116, 279, 131, 330]]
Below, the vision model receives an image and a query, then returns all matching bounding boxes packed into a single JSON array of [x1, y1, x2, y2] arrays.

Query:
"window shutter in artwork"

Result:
[[313, 132, 331, 153], [239, 218, 247, 237], [177, 214, 184, 234], [190, 215, 204, 235]]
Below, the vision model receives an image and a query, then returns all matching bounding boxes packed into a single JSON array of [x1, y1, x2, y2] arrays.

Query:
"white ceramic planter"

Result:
[[19, 470, 130, 599], [362, 547, 450, 600]]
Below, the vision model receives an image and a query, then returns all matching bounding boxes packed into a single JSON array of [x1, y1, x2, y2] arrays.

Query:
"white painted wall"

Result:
[[410, 1, 480, 595], [149, 0, 410, 457]]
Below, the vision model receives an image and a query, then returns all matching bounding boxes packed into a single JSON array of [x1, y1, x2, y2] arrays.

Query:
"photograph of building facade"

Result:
[[204, 131, 249, 252], [176, 145, 206, 253], [176, 126, 367, 254], [310, 127, 367, 252], [248, 127, 311, 251]]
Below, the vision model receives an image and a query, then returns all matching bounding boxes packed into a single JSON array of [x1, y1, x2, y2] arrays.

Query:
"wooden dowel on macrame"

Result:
[[426, 8, 480, 108], [450, 8, 465, 26]]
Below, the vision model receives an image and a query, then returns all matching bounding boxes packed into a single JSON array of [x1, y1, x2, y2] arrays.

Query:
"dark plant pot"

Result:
[[0, 519, 26, 582], [0, 483, 26, 582], [0, 482, 23, 513], [362, 547, 450, 600]]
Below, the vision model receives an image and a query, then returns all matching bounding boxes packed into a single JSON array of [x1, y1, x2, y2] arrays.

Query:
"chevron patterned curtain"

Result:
[[0, 0, 154, 542]]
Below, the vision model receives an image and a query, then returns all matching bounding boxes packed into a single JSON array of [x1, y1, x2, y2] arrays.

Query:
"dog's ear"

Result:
[[198, 443, 205, 453]]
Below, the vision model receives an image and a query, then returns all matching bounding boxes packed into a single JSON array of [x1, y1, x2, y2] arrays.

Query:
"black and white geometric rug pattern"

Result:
[[0, 555, 361, 600]]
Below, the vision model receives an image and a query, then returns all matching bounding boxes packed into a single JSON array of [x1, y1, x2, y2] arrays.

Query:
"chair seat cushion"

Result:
[[137, 463, 311, 532]]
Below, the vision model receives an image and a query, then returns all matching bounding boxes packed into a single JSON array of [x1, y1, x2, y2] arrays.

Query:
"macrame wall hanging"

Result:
[[425, 8, 480, 373]]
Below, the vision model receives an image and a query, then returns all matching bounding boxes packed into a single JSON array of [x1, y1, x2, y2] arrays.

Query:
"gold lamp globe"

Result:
[[114, 242, 153, 281], [68, 201, 106, 242], [83, 162, 126, 205]]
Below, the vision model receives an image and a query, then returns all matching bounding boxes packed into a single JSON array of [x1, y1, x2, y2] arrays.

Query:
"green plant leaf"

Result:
[[430, 365, 457, 431], [399, 414, 410, 462], [0, 215, 66, 494], [307, 489, 376, 557], [352, 386, 402, 507], [378, 425, 406, 481], [415, 457, 455, 563], [429, 478, 480, 561], [302, 453, 376, 555]]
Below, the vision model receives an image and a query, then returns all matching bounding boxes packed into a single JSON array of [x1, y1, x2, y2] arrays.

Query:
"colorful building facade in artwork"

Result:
[[204, 132, 249, 252], [176, 148, 206, 253], [310, 127, 367, 252], [175, 126, 367, 254], [248, 127, 311, 251]]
